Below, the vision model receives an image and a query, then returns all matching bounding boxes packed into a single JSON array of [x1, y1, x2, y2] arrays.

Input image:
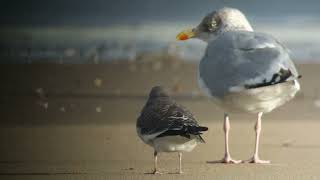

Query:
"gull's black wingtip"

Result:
[[198, 126, 209, 132]]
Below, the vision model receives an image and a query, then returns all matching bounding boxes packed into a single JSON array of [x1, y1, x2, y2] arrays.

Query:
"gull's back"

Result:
[[199, 31, 300, 113]]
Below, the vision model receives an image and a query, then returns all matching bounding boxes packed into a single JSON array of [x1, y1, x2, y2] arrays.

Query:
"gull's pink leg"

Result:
[[217, 114, 242, 164], [247, 112, 270, 164]]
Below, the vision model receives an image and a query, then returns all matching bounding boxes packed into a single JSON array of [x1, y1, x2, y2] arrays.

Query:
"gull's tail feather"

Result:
[[197, 135, 206, 143], [197, 126, 209, 132], [184, 125, 208, 135], [156, 125, 208, 140], [191, 126, 208, 143]]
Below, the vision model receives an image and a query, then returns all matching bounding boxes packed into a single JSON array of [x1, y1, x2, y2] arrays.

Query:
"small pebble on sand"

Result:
[[60, 106, 66, 112], [96, 106, 102, 113], [94, 78, 103, 87]]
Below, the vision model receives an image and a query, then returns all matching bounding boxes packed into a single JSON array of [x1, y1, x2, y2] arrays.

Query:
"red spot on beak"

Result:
[[179, 33, 189, 40]]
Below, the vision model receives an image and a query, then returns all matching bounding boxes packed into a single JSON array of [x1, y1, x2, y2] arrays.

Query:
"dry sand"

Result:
[[1, 62, 320, 179]]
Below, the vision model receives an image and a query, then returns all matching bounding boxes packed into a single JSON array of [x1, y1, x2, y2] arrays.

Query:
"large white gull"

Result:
[[177, 7, 301, 164]]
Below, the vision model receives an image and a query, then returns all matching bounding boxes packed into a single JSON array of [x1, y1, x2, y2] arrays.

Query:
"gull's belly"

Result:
[[152, 136, 198, 153], [206, 80, 300, 113]]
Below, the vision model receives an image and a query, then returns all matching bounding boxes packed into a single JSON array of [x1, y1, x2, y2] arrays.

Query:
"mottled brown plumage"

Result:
[[136, 86, 208, 174], [137, 86, 207, 144]]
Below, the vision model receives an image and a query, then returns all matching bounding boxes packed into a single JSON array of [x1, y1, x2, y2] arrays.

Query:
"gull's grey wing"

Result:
[[199, 30, 300, 97], [137, 97, 207, 142]]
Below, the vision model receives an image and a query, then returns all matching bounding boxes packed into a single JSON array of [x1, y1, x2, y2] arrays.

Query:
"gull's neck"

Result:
[[223, 22, 253, 32]]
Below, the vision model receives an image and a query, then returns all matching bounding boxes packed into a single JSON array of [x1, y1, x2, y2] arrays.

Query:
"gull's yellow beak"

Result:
[[176, 29, 195, 41]]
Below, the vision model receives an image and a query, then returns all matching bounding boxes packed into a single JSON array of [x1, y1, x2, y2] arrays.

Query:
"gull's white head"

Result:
[[177, 7, 253, 42]]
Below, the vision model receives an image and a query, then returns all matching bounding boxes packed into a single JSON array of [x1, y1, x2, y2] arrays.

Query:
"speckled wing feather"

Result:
[[137, 96, 208, 142]]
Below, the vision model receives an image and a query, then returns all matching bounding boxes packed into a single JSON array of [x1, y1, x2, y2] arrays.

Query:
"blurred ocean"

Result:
[[1, 0, 320, 63]]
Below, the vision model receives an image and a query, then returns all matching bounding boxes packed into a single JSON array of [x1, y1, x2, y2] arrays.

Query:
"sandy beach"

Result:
[[1, 62, 320, 180], [2, 122, 320, 180]]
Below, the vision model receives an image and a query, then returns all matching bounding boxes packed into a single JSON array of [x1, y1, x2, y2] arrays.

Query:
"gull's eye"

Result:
[[200, 12, 221, 32], [207, 15, 221, 32], [211, 21, 217, 28], [208, 21, 217, 31]]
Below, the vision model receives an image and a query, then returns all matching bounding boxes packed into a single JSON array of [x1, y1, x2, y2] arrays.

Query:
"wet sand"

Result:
[[0, 62, 320, 179]]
